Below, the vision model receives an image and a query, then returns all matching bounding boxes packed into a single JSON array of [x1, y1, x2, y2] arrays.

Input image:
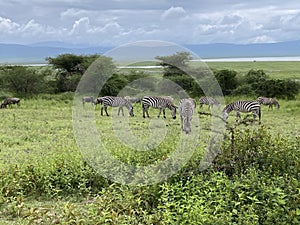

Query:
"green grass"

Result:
[[116, 60, 300, 80], [0, 95, 299, 224], [0, 59, 300, 223], [206, 61, 300, 80]]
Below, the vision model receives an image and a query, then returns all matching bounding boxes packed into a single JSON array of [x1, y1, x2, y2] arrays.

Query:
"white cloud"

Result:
[[70, 17, 90, 35], [1, 1, 300, 45], [161, 6, 186, 20], [0, 17, 19, 32]]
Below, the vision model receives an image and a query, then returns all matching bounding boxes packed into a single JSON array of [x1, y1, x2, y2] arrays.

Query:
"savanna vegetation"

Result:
[[0, 53, 299, 224]]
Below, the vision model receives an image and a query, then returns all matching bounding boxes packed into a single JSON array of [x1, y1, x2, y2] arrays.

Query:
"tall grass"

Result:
[[0, 93, 299, 224]]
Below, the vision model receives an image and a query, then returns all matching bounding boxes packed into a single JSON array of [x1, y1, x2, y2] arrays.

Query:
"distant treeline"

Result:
[[0, 53, 299, 99]]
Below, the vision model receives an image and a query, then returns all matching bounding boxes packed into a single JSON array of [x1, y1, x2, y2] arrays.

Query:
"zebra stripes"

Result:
[[257, 96, 280, 109], [97, 96, 134, 117], [142, 96, 177, 119], [199, 96, 220, 109], [124, 96, 141, 104], [178, 98, 196, 134], [0, 97, 20, 108], [222, 100, 261, 124]]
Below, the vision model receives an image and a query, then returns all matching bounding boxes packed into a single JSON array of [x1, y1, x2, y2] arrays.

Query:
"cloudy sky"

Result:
[[1, 0, 300, 46]]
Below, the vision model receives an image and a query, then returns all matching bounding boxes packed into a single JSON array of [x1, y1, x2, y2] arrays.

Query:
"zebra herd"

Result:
[[0, 95, 279, 134], [83, 95, 280, 134]]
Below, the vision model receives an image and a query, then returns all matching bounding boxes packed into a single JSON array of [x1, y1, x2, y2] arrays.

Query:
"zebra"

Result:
[[1, 97, 21, 108], [178, 98, 196, 134], [82, 96, 95, 106], [124, 96, 141, 104], [199, 96, 220, 109], [141, 96, 177, 119], [257, 96, 280, 109], [160, 96, 174, 103], [98, 96, 134, 117], [222, 100, 261, 124]]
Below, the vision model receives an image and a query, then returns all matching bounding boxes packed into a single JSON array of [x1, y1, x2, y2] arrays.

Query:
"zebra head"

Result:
[[95, 97, 103, 105], [128, 107, 134, 117], [170, 105, 177, 119], [222, 105, 231, 121], [274, 99, 280, 109], [257, 97, 264, 104], [223, 111, 229, 121]]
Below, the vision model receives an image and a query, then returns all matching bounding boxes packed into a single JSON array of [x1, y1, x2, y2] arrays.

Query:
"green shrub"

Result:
[[159, 169, 300, 225], [213, 125, 300, 178]]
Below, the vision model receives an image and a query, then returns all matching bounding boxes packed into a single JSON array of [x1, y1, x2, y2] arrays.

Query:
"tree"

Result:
[[100, 74, 128, 96], [46, 54, 100, 92], [156, 52, 192, 77], [255, 79, 299, 99], [0, 66, 46, 96], [214, 69, 238, 95]]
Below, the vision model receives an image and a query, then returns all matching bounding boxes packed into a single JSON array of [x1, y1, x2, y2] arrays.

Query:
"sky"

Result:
[[1, 0, 300, 46]]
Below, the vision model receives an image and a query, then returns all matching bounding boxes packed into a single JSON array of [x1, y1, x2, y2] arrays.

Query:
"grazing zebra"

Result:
[[1, 97, 20, 108], [257, 96, 280, 109], [161, 96, 174, 103], [222, 100, 261, 124], [142, 96, 177, 119], [82, 96, 95, 106], [124, 96, 141, 104], [98, 96, 134, 117], [199, 96, 220, 109], [178, 98, 196, 134]]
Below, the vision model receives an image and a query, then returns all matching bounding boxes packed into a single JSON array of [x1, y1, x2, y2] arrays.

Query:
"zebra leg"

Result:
[[162, 109, 166, 118], [100, 106, 104, 116], [142, 105, 149, 118], [180, 116, 183, 130], [157, 108, 162, 118], [236, 111, 241, 122], [104, 106, 109, 116], [118, 107, 124, 116]]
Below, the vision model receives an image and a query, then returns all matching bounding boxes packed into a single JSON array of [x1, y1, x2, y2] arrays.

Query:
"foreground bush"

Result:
[[0, 117, 299, 224]]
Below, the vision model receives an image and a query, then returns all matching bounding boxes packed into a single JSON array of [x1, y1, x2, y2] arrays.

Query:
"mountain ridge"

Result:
[[1, 40, 300, 64]]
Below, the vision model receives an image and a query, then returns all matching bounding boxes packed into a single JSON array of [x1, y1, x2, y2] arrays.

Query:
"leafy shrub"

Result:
[[0, 66, 47, 96], [214, 69, 238, 95], [231, 84, 255, 96], [255, 79, 299, 99], [159, 169, 300, 225], [213, 125, 300, 178], [0, 155, 109, 198]]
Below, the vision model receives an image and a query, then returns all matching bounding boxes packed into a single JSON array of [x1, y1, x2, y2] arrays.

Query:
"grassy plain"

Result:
[[123, 60, 300, 80], [0, 61, 299, 224], [206, 61, 300, 80]]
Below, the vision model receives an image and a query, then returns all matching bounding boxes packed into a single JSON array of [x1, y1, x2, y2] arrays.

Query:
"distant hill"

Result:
[[1, 40, 300, 64], [185, 40, 300, 58], [0, 43, 110, 64]]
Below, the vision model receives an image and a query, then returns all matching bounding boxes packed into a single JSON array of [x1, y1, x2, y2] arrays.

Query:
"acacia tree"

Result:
[[46, 54, 100, 92], [0, 66, 46, 96], [155, 52, 192, 77]]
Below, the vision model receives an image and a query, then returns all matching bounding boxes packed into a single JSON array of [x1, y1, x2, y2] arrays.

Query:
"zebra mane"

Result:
[[124, 99, 133, 109], [223, 102, 235, 113], [166, 101, 177, 110]]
